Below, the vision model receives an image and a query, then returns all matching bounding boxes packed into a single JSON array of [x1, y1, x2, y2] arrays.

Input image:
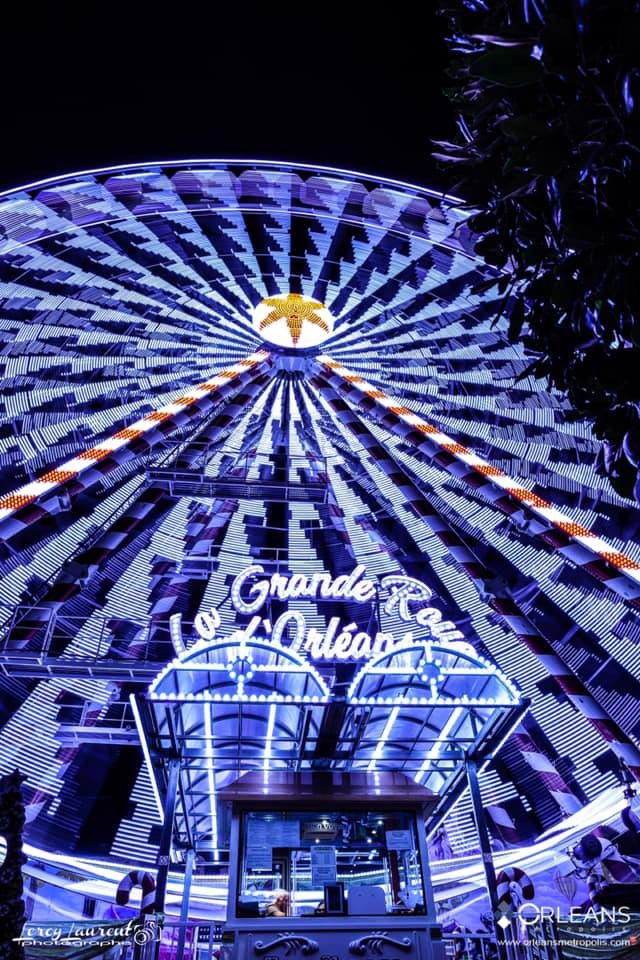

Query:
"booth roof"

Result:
[[218, 770, 439, 812]]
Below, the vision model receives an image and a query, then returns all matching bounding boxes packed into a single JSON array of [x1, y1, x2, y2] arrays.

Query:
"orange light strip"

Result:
[[0, 350, 271, 522], [318, 355, 640, 590]]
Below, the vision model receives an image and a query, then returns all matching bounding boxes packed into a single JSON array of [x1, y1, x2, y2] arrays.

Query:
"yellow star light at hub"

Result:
[[252, 293, 334, 349]]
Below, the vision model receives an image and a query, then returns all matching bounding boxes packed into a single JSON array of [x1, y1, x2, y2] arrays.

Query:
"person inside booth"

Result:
[[265, 890, 290, 917]]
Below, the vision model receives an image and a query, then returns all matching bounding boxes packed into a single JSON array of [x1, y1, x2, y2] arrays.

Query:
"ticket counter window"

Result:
[[236, 809, 426, 918]]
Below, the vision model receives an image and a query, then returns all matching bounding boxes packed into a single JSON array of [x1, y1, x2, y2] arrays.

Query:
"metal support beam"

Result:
[[175, 847, 196, 960], [147, 468, 327, 503], [466, 754, 509, 960], [0, 657, 164, 681]]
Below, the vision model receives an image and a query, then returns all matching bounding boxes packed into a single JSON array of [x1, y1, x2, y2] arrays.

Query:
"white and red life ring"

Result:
[[496, 866, 535, 911], [116, 870, 156, 914]]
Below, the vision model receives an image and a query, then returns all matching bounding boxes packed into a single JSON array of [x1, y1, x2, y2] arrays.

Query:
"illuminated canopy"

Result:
[[139, 632, 524, 852], [148, 634, 331, 704]]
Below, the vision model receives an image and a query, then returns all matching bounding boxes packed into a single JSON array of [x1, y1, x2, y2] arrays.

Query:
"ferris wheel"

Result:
[[0, 160, 638, 869]]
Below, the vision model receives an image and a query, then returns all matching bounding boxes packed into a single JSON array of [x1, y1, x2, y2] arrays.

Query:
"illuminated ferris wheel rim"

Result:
[[0, 157, 465, 204], [0, 158, 483, 286], [0, 157, 500, 376]]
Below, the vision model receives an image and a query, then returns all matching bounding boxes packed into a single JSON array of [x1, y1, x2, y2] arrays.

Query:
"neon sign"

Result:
[[190, 565, 464, 662], [231, 563, 377, 611]]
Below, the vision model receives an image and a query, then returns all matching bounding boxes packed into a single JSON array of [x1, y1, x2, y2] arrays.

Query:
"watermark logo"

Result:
[[494, 903, 632, 928], [133, 918, 160, 945], [15, 917, 160, 949]]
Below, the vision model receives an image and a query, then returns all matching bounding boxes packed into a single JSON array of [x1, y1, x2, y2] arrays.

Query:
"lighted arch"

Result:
[[347, 639, 521, 707], [149, 633, 331, 704], [343, 640, 523, 794]]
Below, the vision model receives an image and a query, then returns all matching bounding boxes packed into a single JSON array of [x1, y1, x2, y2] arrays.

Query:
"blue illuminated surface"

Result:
[[0, 161, 638, 920]]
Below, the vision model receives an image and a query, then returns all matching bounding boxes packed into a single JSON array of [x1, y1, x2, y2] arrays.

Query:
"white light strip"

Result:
[[203, 703, 218, 848], [367, 706, 400, 771], [129, 693, 164, 819], [0, 350, 271, 522], [318, 356, 640, 589], [263, 703, 277, 782], [415, 707, 464, 784], [18, 790, 629, 916]]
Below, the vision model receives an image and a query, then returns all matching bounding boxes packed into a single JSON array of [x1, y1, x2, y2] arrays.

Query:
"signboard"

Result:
[[302, 819, 340, 842], [385, 829, 413, 851], [246, 818, 273, 869], [246, 846, 272, 870], [184, 566, 464, 664], [245, 817, 302, 866], [311, 845, 337, 885]]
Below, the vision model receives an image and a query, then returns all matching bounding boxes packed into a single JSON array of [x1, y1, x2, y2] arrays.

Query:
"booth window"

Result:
[[236, 809, 425, 918]]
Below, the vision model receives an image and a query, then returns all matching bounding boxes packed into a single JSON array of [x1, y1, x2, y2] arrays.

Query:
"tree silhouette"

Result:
[[434, 0, 640, 500]]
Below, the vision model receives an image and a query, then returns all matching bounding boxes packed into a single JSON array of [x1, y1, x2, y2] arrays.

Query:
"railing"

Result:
[[150, 444, 329, 479], [0, 605, 177, 657], [147, 446, 330, 503], [148, 470, 328, 504], [113, 920, 221, 960], [0, 606, 180, 678], [152, 441, 329, 472], [56, 697, 134, 727]]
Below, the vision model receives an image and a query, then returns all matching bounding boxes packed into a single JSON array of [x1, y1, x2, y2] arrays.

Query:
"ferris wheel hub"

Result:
[[252, 292, 334, 350]]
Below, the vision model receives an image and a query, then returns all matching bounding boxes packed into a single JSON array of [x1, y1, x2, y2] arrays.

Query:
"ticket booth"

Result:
[[141, 611, 526, 959], [221, 771, 445, 960]]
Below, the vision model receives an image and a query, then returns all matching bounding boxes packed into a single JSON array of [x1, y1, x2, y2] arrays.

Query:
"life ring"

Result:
[[116, 870, 156, 915], [496, 866, 534, 911]]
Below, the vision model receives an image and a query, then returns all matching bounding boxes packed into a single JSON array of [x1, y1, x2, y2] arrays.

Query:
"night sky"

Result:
[[1, 4, 454, 193]]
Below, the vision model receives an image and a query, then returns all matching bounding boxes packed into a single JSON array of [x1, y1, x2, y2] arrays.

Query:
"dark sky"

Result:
[[1, 4, 455, 193]]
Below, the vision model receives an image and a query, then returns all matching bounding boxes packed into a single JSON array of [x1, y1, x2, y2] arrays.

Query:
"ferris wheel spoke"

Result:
[[0, 351, 274, 547], [0, 368, 278, 652], [305, 371, 640, 783], [313, 355, 640, 604]]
